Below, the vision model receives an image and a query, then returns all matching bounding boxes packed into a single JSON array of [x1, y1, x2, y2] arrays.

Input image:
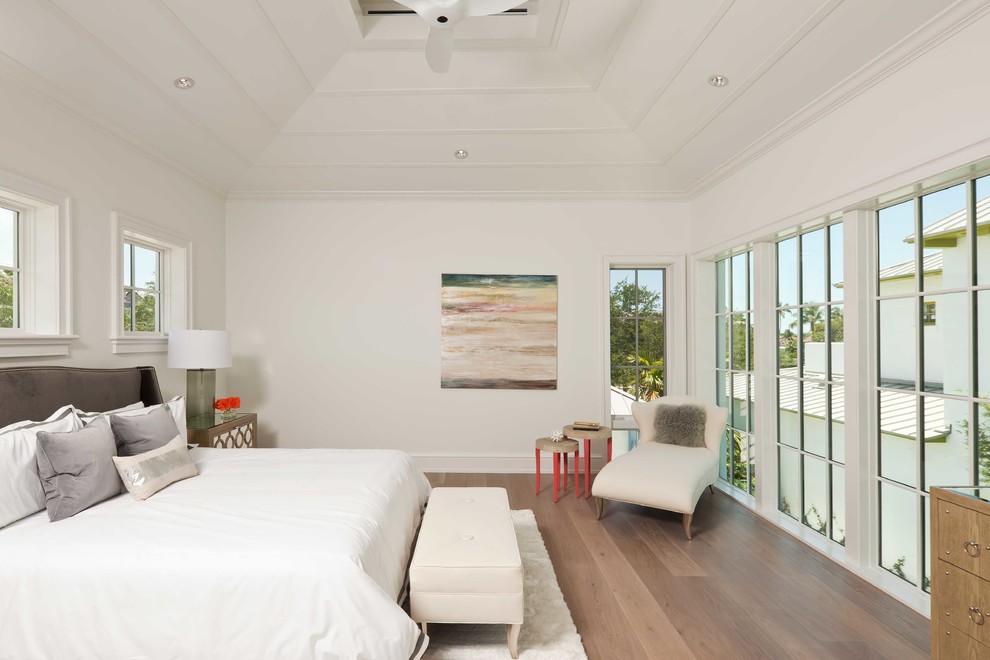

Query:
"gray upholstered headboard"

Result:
[[0, 366, 164, 428]]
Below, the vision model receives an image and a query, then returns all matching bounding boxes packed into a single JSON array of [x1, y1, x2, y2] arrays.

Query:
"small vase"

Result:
[[220, 409, 237, 421]]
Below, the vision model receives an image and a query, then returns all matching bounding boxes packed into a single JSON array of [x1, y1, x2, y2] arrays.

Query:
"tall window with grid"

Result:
[[776, 222, 846, 543], [0, 206, 18, 329], [609, 268, 666, 414], [715, 252, 755, 494], [122, 241, 162, 333], [875, 174, 990, 594]]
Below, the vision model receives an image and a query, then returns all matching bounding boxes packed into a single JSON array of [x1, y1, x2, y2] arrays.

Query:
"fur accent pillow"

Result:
[[653, 404, 707, 448]]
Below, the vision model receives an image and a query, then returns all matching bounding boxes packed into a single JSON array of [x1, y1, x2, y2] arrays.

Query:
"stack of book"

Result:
[[572, 420, 600, 431]]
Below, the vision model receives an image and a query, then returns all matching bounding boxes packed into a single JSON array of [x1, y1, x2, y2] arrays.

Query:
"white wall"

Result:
[[0, 75, 226, 398], [690, 11, 990, 254], [225, 198, 690, 465]]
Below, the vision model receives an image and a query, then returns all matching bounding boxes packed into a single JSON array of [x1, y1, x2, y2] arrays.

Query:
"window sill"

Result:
[[0, 333, 79, 359], [111, 335, 168, 355]]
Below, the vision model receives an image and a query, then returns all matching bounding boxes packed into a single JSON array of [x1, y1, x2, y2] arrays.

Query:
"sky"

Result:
[[0, 208, 14, 267], [610, 268, 664, 312]]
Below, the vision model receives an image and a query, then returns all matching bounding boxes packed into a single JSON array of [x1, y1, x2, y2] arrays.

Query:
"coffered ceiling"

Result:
[[0, 0, 983, 195]]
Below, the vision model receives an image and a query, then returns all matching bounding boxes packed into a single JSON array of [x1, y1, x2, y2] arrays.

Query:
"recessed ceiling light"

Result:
[[454, 149, 468, 160], [708, 75, 728, 88], [174, 77, 195, 89]]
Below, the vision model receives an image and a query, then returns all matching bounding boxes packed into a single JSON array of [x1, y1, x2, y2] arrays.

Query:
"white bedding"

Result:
[[0, 448, 431, 660]]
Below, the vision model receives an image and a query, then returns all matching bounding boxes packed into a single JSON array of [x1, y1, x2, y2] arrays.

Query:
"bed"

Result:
[[0, 366, 431, 660]]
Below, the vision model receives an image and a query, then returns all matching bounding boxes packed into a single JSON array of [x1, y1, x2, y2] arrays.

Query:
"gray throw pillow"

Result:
[[110, 406, 181, 457], [654, 404, 707, 448], [36, 416, 121, 522]]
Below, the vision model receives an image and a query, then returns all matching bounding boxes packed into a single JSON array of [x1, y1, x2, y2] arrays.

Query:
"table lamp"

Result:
[[167, 329, 232, 418]]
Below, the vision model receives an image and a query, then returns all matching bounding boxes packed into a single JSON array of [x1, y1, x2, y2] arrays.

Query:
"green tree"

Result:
[[610, 278, 664, 399], [124, 281, 158, 332], [0, 269, 13, 328]]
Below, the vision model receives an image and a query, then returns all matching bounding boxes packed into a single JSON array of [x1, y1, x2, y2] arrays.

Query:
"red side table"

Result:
[[563, 425, 613, 499], [535, 437, 580, 503]]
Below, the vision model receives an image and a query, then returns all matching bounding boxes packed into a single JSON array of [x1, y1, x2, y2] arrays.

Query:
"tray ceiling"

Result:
[[0, 0, 980, 195]]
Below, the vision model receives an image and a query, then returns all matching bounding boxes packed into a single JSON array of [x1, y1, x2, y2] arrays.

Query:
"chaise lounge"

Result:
[[592, 395, 729, 539]]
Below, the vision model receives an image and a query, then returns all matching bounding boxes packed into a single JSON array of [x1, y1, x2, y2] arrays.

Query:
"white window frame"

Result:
[[602, 254, 686, 429], [110, 211, 192, 354], [0, 169, 74, 359]]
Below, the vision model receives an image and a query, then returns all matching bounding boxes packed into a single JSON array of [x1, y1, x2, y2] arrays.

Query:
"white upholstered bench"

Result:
[[410, 487, 524, 658]]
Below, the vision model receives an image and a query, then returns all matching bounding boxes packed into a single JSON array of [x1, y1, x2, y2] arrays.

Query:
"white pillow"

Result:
[[87, 396, 186, 443], [0, 405, 81, 528], [74, 401, 145, 425], [113, 434, 198, 500]]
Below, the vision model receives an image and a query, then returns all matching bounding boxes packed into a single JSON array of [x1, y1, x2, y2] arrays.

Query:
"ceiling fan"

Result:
[[393, 0, 528, 73]]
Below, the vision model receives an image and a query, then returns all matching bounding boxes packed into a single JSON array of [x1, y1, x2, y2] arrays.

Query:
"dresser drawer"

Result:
[[940, 620, 990, 659], [940, 560, 990, 645], [939, 500, 984, 575]]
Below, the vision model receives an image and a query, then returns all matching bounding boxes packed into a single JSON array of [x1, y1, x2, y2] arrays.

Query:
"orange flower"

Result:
[[214, 397, 241, 412], [231, 397, 241, 409]]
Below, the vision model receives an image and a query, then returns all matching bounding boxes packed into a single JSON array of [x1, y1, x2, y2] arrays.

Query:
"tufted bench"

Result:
[[409, 487, 524, 658]]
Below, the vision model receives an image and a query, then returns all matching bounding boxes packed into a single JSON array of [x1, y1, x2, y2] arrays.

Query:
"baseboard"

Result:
[[411, 452, 610, 474]]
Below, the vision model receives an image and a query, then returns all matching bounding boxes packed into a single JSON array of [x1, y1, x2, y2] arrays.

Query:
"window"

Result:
[[0, 170, 72, 358], [0, 206, 18, 329], [122, 242, 162, 333], [875, 174, 990, 595], [111, 212, 190, 354], [609, 267, 666, 415], [775, 221, 845, 544], [715, 251, 755, 494]]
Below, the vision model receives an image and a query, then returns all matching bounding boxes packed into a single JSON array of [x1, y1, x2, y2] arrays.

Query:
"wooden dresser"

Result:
[[931, 486, 990, 658]]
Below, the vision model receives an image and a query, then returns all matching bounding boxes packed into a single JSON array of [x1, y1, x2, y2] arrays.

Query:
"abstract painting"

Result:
[[441, 274, 558, 389]]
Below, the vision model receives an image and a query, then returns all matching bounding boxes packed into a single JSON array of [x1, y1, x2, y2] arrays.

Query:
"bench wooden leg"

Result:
[[595, 497, 603, 520], [508, 623, 520, 659], [421, 622, 428, 634], [682, 513, 693, 540]]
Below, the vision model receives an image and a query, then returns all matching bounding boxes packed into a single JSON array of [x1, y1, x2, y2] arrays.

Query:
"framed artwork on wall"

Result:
[[440, 274, 558, 390]]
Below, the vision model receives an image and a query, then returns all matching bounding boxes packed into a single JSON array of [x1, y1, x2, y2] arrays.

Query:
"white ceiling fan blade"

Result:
[[425, 27, 454, 73], [463, 0, 527, 17], [392, 0, 436, 14]]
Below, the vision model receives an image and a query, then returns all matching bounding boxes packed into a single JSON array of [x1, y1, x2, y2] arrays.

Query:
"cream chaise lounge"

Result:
[[410, 487, 524, 658], [592, 395, 729, 539]]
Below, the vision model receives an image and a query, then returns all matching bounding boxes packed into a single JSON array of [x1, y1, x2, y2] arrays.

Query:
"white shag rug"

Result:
[[421, 509, 587, 660]]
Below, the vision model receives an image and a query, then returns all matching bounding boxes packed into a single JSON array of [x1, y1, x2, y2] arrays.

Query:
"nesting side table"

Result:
[[563, 425, 613, 499], [535, 437, 580, 503]]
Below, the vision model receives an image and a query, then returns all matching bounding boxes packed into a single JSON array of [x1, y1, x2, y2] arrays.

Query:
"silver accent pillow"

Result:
[[112, 435, 198, 500]]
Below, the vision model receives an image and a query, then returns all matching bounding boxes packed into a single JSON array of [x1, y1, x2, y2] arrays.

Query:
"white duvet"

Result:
[[0, 448, 431, 660]]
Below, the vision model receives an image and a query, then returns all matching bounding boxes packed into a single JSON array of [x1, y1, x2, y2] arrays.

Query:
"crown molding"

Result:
[[279, 126, 631, 136], [0, 53, 230, 198], [310, 85, 593, 97], [685, 0, 990, 199], [226, 189, 689, 202]]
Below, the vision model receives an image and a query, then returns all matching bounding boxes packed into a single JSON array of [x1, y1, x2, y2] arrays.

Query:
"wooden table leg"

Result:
[[535, 448, 540, 495], [584, 439, 591, 499], [553, 452, 560, 503], [563, 452, 568, 492]]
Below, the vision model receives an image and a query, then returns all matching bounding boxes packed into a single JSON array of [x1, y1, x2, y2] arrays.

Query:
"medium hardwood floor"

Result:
[[424, 472, 930, 660]]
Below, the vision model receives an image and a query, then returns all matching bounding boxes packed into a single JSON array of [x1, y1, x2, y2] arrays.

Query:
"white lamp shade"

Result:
[[167, 330, 232, 369]]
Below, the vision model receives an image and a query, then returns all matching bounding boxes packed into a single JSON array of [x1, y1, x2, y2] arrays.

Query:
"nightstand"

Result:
[[187, 413, 258, 448]]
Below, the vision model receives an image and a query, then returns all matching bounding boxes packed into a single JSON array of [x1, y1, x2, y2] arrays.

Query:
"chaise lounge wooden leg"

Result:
[[508, 623, 520, 659], [421, 622, 428, 634], [682, 513, 693, 540], [595, 497, 603, 520], [709, 484, 715, 495]]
